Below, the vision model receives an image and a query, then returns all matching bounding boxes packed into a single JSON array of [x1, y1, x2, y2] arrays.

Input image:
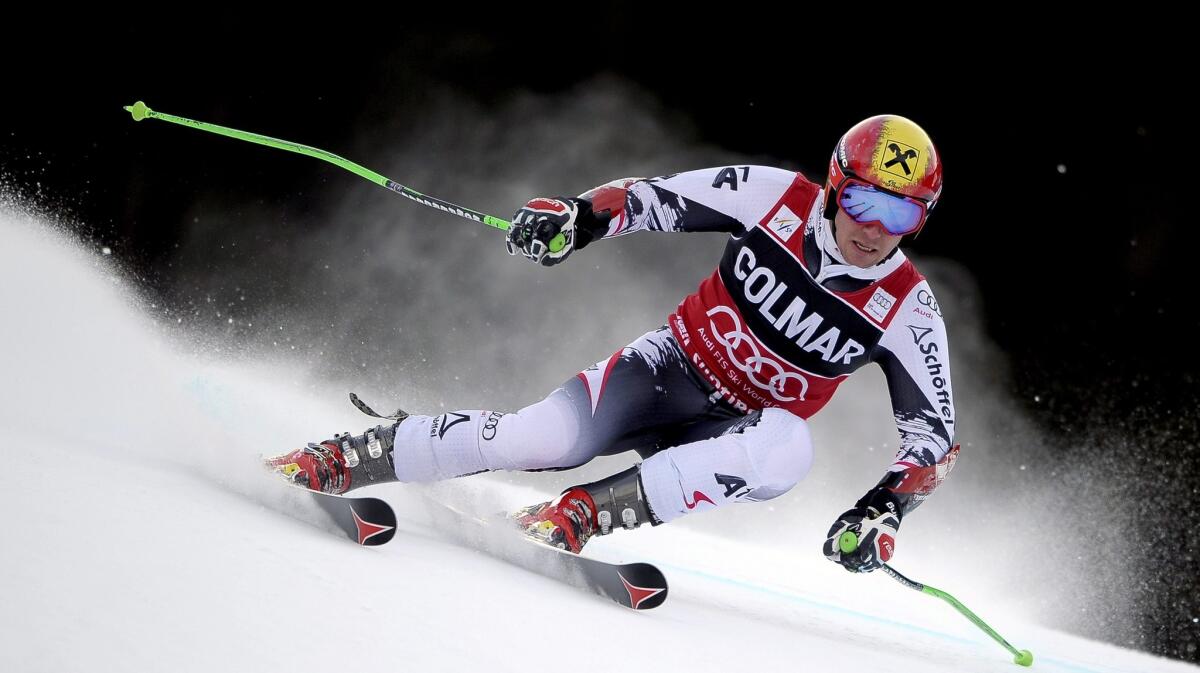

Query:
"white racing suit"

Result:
[[392, 166, 958, 524]]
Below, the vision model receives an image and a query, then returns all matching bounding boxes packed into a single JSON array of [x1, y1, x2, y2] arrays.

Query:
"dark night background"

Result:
[[3, 19, 1196, 663]]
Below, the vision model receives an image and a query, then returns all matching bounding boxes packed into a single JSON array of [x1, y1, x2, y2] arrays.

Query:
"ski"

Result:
[[264, 437, 397, 546], [311, 490, 397, 546], [276, 485, 397, 546], [419, 496, 668, 610], [270, 483, 665, 606]]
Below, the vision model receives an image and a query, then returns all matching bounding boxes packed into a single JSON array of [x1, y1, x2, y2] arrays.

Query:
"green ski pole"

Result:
[[123, 101, 566, 253], [838, 531, 1034, 667]]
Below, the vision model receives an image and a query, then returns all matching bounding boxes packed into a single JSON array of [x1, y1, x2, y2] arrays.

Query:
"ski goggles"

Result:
[[836, 178, 929, 236]]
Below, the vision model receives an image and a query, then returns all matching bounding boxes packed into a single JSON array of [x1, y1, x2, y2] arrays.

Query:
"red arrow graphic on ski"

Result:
[[618, 571, 666, 609], [351, 505, 395, 545]]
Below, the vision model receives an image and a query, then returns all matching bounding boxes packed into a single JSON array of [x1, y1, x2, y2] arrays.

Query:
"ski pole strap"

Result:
[[123, 101, 566, 252], [348, 393, 409, 422]]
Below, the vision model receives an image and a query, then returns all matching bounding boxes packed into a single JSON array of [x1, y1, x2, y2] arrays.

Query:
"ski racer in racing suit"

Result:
[[269, 114, 959, 573]]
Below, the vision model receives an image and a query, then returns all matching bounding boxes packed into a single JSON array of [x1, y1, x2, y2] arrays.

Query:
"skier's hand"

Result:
[[506, 197, 582, 266], [823, 488, 902, 573]]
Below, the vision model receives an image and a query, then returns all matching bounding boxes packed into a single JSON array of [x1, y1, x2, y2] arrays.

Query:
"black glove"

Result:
[[823, 487, 902, 573], [506, 197, 584, 266]]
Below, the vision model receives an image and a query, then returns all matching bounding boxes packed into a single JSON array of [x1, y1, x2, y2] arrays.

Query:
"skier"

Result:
[[268, 114, 959, 573]]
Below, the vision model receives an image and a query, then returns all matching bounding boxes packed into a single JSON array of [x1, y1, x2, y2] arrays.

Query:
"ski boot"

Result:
[[514, 466, 660, 553], [267, 395, 409, 495], [267, 422, 404, 495]]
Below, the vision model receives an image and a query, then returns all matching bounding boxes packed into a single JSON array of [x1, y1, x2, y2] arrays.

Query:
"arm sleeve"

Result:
[[868, 280, 960, 517], [573, 166, 799, 244]]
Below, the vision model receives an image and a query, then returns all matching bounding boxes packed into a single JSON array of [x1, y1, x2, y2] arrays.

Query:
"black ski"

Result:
[[548, 552, 668, 610], [419, 497, 668, 610], [276, 485, 397, 546], [273, 487, 665, 607]]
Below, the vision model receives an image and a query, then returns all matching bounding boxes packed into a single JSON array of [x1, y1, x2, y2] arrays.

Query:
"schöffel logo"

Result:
[[906, 325, 953, 426], [707, 305, 809, 402], [430, 412, 471, 439]]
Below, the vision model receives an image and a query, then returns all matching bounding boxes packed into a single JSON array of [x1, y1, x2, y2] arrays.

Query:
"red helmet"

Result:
[[824, 115, 943, 235]]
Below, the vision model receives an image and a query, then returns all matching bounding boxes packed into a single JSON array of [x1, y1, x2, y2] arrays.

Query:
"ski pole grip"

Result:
[[839, 531, 860, 554]]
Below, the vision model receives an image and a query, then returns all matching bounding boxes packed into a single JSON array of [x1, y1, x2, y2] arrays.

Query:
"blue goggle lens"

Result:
[[839, 182, 926, 235]]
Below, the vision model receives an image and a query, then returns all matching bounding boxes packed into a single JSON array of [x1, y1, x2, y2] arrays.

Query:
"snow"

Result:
[[1, 208, 1196, 672]]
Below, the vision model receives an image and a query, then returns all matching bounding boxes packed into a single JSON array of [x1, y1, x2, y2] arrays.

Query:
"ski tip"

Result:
[[125, 101, 151, 121], [616, 566, 668, 610], [342, 497, 397, 546]]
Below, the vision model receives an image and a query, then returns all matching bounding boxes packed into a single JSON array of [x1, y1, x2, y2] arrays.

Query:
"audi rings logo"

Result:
[[481, 412, 504, 441], [917, 289, 942, 317], [707, 306, 808, 402]]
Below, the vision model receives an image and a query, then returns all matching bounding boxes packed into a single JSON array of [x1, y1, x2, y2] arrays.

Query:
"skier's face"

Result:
[[834, 207, 903, 268]]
